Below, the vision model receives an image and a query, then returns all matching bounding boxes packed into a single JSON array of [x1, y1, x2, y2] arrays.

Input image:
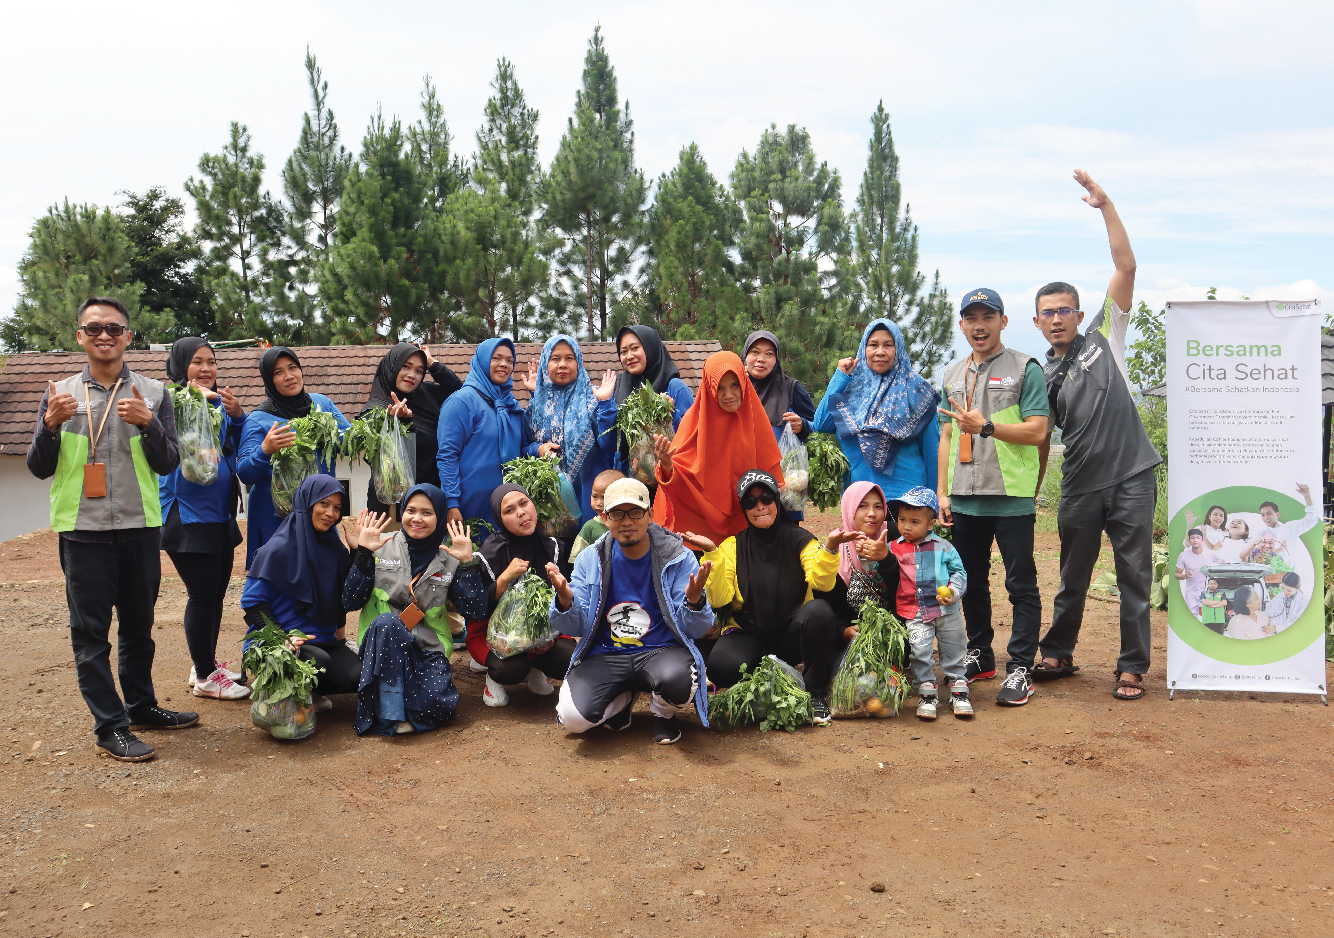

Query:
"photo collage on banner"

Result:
[[1165, 299, 1326, 701]]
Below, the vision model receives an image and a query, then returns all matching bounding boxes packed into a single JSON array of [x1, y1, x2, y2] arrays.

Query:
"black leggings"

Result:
[[168, 549, 235, 679], [299, 641, 362, 695], [487, 637, 576, 684], [706, 599, 846, 696]]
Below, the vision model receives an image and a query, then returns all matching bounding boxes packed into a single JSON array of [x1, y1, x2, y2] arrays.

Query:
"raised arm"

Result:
[[1075, 169, 1135, 315]]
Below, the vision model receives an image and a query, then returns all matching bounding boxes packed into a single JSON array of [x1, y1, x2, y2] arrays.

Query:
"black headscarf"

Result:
[[257, 347, 314, 420], [743, 330, 797, 427], [365, 343, 444, 440], [248, 475, 350, 628], [479, 483, 558, 587], [732, 471, 815, 634], [613, 325, 681, 404], [399, 483, 451, 578], [166, 337, 211, 386]]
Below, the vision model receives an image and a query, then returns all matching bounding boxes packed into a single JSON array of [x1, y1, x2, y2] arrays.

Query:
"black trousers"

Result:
[[559, 646, 695, 730], [167, 548, 235, 679], [705, 599, 845, 695], [950, 512, 1042, 672], [60, 534, 162, 737], [487, 637, 576, 684], [299, 641, 362, 695]]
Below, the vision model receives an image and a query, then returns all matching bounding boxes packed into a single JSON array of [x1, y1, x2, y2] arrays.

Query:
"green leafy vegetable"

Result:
[[708, 656, 814, 733], [606, 383, 675, 485], [269, 410, 342, 515], [171, 383, 224, 486], [502, 454, 577, 536], [340, 407, 410, 464], [240, 616, 323, 708], [806, 433, 850, 511], [342, 407, 415, 506], [171, 383, 224, 439], [829, 601, 910, 718], [487, 573, 557, 657]]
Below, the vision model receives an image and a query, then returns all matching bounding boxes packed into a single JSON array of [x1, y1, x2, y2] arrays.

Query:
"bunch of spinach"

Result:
[[806, 433, 850, 511], [829, 601, 910, 718], [708, 656, 814, 733], [269, 410, 342, 514], [502, 455, 568, 524], [487, 573, 557, 657], [240, 617, 323, 708]]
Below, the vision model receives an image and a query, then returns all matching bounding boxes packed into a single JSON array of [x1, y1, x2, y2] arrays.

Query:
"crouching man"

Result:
[[545, 478, 714, 745]]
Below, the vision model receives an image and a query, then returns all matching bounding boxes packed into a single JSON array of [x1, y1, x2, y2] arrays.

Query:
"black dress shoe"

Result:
[[96, 729, 155, 762], [128, 706, 200, 730]]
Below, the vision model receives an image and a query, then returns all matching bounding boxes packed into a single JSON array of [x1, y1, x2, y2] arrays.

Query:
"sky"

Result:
[[3, 0, 1331, 362]]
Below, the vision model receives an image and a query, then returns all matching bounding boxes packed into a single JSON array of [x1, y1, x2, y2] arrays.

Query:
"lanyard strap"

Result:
[[84, 378, 124, 463]]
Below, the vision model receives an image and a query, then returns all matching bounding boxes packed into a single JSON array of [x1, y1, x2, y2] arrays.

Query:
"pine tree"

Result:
[[644, 143, 742, 343], [475, 58, 542, 215], [851, 102, 952, 378], [408, 76, 469, 213], [3, 200, 169, 352], [277, 47, 352, 344], [185, 122, 284, 340], [320, 112, 445, 344], [118, 187, 212, 339], [544, 26, 647, 340], [731, 124, 850, 387]]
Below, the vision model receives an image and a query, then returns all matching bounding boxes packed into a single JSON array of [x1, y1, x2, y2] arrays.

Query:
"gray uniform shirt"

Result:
[[1044, 294, 1162, 496]]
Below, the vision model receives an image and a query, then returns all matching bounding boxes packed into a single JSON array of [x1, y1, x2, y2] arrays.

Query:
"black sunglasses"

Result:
[[740, 490, 777, 510], [80, 322, 128, 337]]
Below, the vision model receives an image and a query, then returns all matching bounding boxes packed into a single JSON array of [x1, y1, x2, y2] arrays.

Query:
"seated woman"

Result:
[[1224, 585, 1275, 640], [653, 350, 783, 546], [241, 475, 361, 708], [467, 484, 577, 707], [342, 484, 489, 736], [682, 471, 860, 724]]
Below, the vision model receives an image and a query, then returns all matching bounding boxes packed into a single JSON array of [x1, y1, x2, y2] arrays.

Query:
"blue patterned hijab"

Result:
[[825, 319, 940, 473], [525, 335, 599, 479], [462, 337, 523, 464]]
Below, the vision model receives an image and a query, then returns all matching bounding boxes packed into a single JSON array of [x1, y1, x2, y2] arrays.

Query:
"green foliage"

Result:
[[830, 601, 910, 717], [340, 406, 410, 465], [240, 617, 322, 707], [269, 410, 342, 514], [501, 454, 568, 524], [806, 433, 850, 511], [475, 59, 542, 217], [171, 383, 224, 440], [709, 656, 814, 733], [118, 187, 212, 340], [1127, 300, 1166, 392], [488, 573, 557, 657], [409, 76, 470, 212], [610, 382, 674, 447]]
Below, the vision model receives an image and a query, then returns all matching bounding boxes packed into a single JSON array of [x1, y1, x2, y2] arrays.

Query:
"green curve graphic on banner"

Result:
[[1167, 485, 1324, 665]]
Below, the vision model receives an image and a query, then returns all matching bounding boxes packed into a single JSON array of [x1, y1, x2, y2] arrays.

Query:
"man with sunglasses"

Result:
[[27, 297, 196, 762], [1032, 171, 1161, 702], [547, 478, 714, 745]]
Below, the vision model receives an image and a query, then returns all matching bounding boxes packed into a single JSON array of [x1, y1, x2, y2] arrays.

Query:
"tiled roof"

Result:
[[0, 341, 721, 455]]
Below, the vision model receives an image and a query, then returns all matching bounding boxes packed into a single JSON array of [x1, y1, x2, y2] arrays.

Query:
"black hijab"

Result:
[[733, 471, 815, 634], [479, 483, 558, 586], [166, 337, 211, 386], [248, 475, 350, 628], [257, 347, 314, 420], [743, 330, 797, 427], [399, 483, 451, 578], [613, 325, 681, 404], [365, 342, 446, 440]]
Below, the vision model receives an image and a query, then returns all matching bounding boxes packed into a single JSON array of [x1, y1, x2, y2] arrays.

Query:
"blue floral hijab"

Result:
[[525, 334, 599, 479], [825, 319, 940, 473], [462, 337, 523, 464]]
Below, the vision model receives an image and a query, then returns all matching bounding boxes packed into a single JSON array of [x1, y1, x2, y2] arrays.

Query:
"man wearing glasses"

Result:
[[1032, 171, 1162, 702], [547, 478, 714, 745], [27, 297, 197, 761]]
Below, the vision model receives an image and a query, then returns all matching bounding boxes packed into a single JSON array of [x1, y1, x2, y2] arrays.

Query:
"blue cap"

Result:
[[895, 486, 940, 514], [960, 288, 1004, 315]]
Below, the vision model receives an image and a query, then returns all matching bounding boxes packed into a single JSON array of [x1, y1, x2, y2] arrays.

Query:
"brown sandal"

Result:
[[1112, 670, 1146, 701], [1032, 657, 1080, 680]]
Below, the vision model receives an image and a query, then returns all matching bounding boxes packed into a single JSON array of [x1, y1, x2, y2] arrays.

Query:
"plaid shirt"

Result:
[[26, 364, 178, 543], [889, 532, 966, 623]]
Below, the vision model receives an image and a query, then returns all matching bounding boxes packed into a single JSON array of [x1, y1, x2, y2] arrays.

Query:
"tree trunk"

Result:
[[584, 211, 594, 342]]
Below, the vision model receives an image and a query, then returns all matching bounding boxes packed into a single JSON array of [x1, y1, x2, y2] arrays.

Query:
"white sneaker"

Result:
[[192, 669, 251, 701], [483, 676, 509, 707], [949, 679, 974, 719], [395, 721, 415, 734], [526, 668, 555, 696], [312, 695, 333, 713], [916, 682, 938, 721], [468, 658, 488, 673], [214, 659, 244, 682]]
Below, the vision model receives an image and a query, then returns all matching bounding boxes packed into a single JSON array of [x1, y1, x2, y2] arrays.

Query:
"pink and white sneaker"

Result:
[[192, 668, 251, 701], [482, 676, 510, 707], [188, 660, 245, 687]]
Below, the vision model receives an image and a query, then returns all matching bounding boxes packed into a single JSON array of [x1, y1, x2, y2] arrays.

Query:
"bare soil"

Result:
[[1, 514, 1331, 938]]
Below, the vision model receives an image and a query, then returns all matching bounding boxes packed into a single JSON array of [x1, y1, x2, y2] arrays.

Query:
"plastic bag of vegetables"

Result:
[[241, 617, 323, 741], [608, 384, 675, 486], [502, 454, 579, 539], [777, 424, 809, 513], [171, 384, 223, 486], [269, 410, 342, 517], [709, 655, 814, 733], [487, 572, 557, 658], [342, 407, 415, 508], [806, 433, 850, 512], [829, 601, 911, 719]]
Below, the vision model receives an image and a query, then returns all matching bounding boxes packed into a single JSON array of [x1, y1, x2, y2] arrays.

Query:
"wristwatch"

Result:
[[979, 421, 995, 438]]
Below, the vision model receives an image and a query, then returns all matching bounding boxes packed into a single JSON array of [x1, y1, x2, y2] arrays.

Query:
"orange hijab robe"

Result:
[[654, 351, 785, 544]]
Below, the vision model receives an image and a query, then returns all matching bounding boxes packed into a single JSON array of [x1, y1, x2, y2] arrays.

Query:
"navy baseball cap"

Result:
[[960, 288, 1004, 315]]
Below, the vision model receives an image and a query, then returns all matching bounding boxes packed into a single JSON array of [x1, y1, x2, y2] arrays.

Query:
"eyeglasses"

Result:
[[79, 322, 128, 337], [606, 507, 647, 522], [740, 491, 777, 510], [1037, 308, 1080, 321]]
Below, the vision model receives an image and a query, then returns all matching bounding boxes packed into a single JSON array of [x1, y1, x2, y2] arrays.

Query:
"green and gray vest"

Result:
[[357, 532, 462, 654], [942, 347, 1041, 498], [49, 369, 167, 533]]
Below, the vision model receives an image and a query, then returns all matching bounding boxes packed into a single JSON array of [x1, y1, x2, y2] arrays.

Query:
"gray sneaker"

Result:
[[996, 666, 1033, 706]]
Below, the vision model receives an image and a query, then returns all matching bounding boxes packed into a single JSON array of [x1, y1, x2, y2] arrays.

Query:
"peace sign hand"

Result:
[[937, 396, 985, 434], [388, 391, 414, 420]]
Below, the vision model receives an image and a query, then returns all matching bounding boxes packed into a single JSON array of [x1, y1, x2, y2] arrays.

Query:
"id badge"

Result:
[[84, 463, 107, 497], [399, 602, 424, 628]]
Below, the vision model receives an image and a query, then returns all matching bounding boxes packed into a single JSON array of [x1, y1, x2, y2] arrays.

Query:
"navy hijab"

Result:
[[248, 475, 350, 628], [400, 483, 451, 578]]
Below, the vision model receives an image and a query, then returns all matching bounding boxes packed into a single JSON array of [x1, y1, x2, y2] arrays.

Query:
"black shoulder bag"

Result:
[[1045, 333, 1085, 431]]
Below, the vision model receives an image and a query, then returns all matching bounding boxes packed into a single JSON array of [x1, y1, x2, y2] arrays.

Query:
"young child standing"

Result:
[[888, 487, 970, 720], [570, 469, 625, 561]]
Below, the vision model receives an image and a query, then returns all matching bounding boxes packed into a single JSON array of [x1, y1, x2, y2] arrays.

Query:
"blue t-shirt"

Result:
[[591, 543, 676, 655]]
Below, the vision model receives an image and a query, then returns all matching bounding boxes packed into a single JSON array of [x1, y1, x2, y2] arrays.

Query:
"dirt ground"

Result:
[[1, 514, 1331, 938]]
